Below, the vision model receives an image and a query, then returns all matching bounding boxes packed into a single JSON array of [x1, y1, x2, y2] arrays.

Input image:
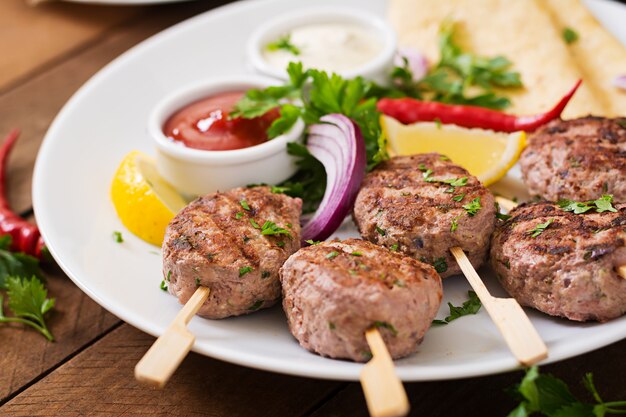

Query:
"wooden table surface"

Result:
[[0, 0, 624, 415]]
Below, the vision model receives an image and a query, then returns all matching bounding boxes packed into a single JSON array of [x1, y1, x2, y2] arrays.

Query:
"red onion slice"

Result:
[[300, 114, 366, 243], [394, 47, 429, 81]]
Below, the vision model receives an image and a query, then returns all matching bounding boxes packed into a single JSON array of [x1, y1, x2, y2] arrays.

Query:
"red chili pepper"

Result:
[[0, 129, 45, 259], [377, 80, 582, 133]]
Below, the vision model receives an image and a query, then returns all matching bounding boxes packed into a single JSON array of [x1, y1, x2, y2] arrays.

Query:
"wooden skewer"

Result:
[[450, 247, 548, 366], [135, 286, 210, 388], [360, 328, 410, 417], [496, 196, 626, 280]]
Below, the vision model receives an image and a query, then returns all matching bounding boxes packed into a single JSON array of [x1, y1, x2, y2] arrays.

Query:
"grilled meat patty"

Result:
[[353, 153, 496, 278], [520, 116, 626, 202], [163, 186, 302, 319], [280, 239, 442, 362], [491, 202, 626, 322]]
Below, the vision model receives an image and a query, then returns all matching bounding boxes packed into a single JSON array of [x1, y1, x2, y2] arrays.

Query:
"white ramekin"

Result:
[[246, 7, 397, 84], [149, 76, 305, 196]]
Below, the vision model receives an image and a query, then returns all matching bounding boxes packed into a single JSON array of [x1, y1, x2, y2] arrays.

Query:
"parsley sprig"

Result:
[[558, 195, 617, 214], [528, 219, 554, 238], [432, 290, 482, 325], [390, 21, 522, 109], [266, 34, 301, 56], [1, 276, 55, 341], [508, 366, 626, 417]]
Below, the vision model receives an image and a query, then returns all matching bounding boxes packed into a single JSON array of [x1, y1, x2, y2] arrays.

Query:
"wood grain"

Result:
[[311, 339, 626, 417], [1, 324, 343, 416]]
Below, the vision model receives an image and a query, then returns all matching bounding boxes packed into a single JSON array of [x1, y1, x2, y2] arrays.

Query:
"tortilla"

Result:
[[540, 0, 626, 116], [387, 0, 609, 118]]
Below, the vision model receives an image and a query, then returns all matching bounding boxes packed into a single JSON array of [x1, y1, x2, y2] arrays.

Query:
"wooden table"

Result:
[[0, 1, 624, 415]]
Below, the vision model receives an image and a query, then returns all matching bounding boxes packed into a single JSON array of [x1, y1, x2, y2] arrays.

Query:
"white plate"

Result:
[[33, 0, 626, 381]]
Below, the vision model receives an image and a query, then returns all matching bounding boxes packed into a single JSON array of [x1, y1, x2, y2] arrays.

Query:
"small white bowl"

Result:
[[247, 7, 397, 84], [149, 76, 305, 196]]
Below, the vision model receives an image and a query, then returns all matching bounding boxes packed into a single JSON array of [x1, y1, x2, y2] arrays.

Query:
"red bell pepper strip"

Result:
[[377, 80, 582, 133], [0, 129, 45, 259]]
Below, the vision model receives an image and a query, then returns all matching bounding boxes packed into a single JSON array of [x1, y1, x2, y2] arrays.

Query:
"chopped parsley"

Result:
[[452, 193, 465, 202], [351, 251, 363, 256], [166, 270, 171, 281], [112, 231, 123, 243], [463, 197, 482, 216], [558, 195, 617, 214], [496, 212, 512, 221], [305, 239, 321, 245], [235, 212, 244, 219], [390, 243, 399, 251], [439, 155, 450, 161], [260, 221, 292, 237], [432, 257, 448, 274], [195, 277, 201, 286], [375, 226, 386, 236], [266, 34, 300, 55], [276, 241, 285, 247], [240, 200, 251, 211], [328, 321, 336, 330], [160, 280, 168, 291], [528, 219, 554, 238], [450, 215, 461, 232], [432, 291, 481, 325], [372, 321, 398, 336], [562, 27, 579, 44], [239, 266, 253, 277], [426, 176, 468, 188], [326, 251, 339, 260], [247, 300, 264, 311], [250, 218, 260, 229]]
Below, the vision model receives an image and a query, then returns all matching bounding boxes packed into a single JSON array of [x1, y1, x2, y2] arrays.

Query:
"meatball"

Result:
[[520, 116, 626, 202], [280, 238, 442, 362], [163, 186, 302, 319], [353, 153, 496, 278], [490, 202, 626, 322]]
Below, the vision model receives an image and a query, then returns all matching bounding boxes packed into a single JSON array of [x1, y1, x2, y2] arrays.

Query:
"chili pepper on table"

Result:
[[377, 79, 582, 133], [0, 129, 46, 259]]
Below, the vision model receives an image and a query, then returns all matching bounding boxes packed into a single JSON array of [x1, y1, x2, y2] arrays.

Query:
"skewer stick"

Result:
[[496, 197, 626, 279], [450, 247, 548, 366], [135, 286, 210, 388], [360, 328, 410, 417]]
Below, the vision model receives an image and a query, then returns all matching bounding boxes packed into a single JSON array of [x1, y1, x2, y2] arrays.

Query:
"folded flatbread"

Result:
[[387, 0, 610, 118]]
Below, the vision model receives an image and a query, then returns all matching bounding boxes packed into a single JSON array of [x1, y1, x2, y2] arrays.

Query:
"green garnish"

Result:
[[326, 251, 339, 260], [305, 240, 321, 245], [270, 185, 289, 194], [261, 271, 270, 279], [376, 226, 386, 236], [328, 321, 336, 330], [0, 277, 55, 341], [266, 34, 301, 55], [112, 231, 123, 243], [432, 257, 448, 273], [452, 193, 465, 202], [390, 243, 399, 251], [160, 280, 168, 291], [450, 215, 461, 232], [195, 277, 201, 286], [496, 212, 512, 221], [235, 212, 244, 219], [351, 251, 363, 256], [240, 200, 251, 211], [260, 221, 292, 237], [0, 235, 43, 289], [166, 270, 171, 281], [239, 266, 253, 277], [507, 366, 626, 417], [432, 291, 481, 325], [439, 155, 450, 161], [463, 197, 482, 216], [276, 241, 285, 247], [528, 219, 554, 238], [250, 218, 260, 229], [562, 27, 579, 44], [372, 321, 398, 336], [247, 300, 264, 311], [558, 195, 617, 214]]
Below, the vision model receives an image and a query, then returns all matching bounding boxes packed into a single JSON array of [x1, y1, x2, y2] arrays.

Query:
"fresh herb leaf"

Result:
[[528, 219, 554, 238], [112, 231, 123, 243], [261, 271, 271, 279], [594, 195, 617, 213], [376, 226, 386, 236], [250, 218, 260, 229], [235, 212, 244, 219], [351, 251, 363, 256], [450, 215, 461, 232], [497, 212, 512, 221], [239, 266, 253, 277], [305, 239, 321, 245], [240, 200, 251, 211], [328, 321, 336, 330], [432, 257, 448, 273], [372, 321, 398, 336], [452, 193, 465, 202], [326, 251, 339, 260], [432, 291, 481, 325], [563, 27, 579, 44], [160, 280, 168, 291], [463, 197, 482, 216], [267, 103, 301, 139], [0, 235, 43, 290], [0, 276, 55, 341], [558, 195, 617, 214], [266, 34, 301, 55], [260, 221, 292, 237], [390, 243, 399, 251]]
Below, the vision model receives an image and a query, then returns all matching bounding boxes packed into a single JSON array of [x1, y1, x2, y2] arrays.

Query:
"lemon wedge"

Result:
[[111, 151, 187, 246], [381, 116, 526, 186]]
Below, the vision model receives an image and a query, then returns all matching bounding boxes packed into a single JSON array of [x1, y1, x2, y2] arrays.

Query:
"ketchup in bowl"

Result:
[[163, 91, 279, 151]]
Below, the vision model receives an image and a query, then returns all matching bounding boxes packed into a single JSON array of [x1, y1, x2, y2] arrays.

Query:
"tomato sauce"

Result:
[[163, 91, 279, 151]]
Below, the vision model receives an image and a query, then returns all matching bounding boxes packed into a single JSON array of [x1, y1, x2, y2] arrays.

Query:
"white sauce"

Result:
[[262, 22, 384, 74]]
